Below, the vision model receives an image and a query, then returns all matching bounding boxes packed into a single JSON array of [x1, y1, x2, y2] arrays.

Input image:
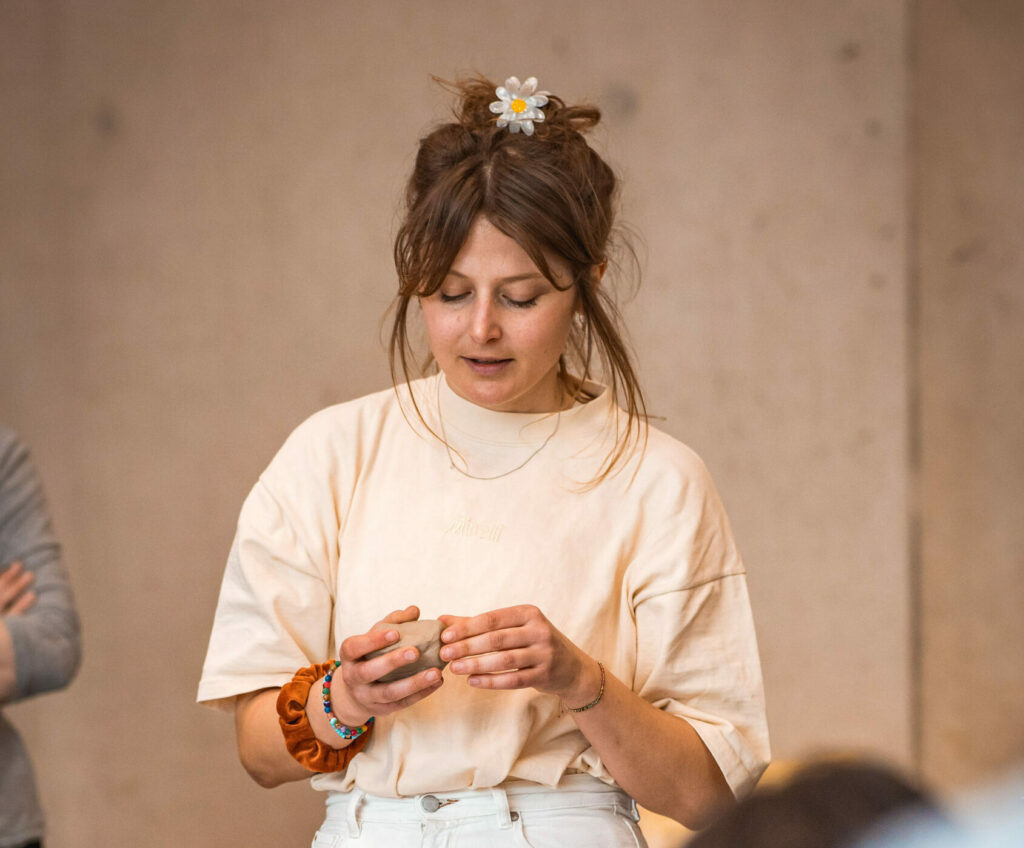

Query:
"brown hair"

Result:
[[390, 75, 647, 483], [686, 759, 948, 848]]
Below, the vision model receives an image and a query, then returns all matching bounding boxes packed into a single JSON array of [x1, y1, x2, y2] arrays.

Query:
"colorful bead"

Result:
[[321, 658, 374, 741]]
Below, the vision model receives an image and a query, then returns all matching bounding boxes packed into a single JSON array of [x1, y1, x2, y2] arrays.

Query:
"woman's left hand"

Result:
[[438, 605, 601, 706]]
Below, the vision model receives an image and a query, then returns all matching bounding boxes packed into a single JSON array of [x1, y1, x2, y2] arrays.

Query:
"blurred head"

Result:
[[686, 760, 944, 848], [390, 76, 646, 476]]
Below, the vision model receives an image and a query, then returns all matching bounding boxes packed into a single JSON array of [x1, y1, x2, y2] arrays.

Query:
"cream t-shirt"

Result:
[[197, 376, 770, 798]]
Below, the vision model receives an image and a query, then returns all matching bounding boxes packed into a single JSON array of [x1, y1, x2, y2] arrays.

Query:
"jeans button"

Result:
[[421, 795, 441, 813]]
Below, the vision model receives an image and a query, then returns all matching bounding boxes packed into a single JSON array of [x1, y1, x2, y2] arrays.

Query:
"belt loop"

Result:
[[490, 787, 513, 829], [346, 789, 366, 837]]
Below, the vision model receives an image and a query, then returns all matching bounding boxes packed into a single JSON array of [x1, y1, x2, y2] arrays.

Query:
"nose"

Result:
[[468, 296, 501, 344]]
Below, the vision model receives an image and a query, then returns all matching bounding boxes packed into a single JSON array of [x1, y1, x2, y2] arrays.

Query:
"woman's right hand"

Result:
[[320, 605, 444, 728]]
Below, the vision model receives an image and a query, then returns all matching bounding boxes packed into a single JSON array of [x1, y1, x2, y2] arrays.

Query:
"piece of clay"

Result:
[[365, 619, 448, 683]]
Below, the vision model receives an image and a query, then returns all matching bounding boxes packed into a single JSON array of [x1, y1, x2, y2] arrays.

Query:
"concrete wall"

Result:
[[0, 1, 1019, 845], [915, 0, 1024, 789]]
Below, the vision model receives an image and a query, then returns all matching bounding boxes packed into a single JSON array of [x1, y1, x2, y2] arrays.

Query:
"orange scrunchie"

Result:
[[276, 661, 374, 773]]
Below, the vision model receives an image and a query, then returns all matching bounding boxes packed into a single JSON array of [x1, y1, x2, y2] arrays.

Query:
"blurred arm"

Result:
[[0, 430, 82, 705]]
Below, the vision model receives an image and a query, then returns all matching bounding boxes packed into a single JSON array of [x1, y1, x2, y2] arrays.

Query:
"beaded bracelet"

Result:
[[277, 662, 373, 772], [565, 661, 606, 713], [322, 659, 375, 740]]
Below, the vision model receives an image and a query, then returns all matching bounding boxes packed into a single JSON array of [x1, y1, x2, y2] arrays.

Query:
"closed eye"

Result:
[[439, 292, 470, 304], [504, 296, 538, 309]]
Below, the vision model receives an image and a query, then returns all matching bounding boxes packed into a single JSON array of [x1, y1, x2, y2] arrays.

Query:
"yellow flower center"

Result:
[[510, 98, 528, 114]]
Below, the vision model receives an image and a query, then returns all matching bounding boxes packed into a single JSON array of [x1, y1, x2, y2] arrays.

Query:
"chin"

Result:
[[463, 387, 517, 411], [447, 377, 517, 410]]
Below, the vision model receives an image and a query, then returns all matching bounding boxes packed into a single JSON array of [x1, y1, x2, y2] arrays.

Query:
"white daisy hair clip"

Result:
[[489, 76, 550, 136]]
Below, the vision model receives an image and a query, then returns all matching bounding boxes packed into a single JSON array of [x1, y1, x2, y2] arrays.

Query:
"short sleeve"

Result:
[[196, 479, 334, 711], [634, 577, 770, 798], [628, 456, 770, 798]]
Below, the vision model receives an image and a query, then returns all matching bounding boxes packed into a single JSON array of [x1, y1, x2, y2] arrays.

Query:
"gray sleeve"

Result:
[[0, 427, 82, 701]]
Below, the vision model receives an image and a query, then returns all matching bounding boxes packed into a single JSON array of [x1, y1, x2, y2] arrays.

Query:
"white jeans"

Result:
[[312, 774, 648, 848]]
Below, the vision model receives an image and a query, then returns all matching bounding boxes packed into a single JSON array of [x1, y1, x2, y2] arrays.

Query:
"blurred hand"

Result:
[[327, 605, 444, 726], [438, 604, 599, 705], [0, 562, 36, 617]]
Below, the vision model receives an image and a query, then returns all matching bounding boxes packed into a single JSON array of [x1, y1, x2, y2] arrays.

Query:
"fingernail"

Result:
[[425, 669, 439, 682], [442, 629, 454, 642], [404, 650, 417, 661], [387, 630, 399, 641], [440, 647, 453, 661]]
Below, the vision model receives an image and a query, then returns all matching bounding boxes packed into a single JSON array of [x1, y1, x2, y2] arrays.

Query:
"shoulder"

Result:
[[568, 390, 722, 515], [288, 382, 404, 442], [624, 419, 720, 511], [642, 422, 711, 477], [285, 379, 426, 448], [259, 380, 429, 486], [616, 417, 744, 567], [621, 425, 745, 597]]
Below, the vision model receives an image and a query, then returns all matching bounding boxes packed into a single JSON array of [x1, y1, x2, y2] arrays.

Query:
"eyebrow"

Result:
[[445, 270, 548, 284]]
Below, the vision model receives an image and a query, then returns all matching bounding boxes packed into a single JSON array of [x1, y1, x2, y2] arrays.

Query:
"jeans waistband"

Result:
[[324, 774, 640, 835]]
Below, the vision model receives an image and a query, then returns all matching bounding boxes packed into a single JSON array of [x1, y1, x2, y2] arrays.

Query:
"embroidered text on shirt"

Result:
[[443, 517, 505, 543]]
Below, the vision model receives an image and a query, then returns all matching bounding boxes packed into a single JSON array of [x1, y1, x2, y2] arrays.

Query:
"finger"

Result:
[[7, 589, 37, 616], [440, 605, 535, 644], [340, 604, 420, 663], [0, 561, 24, 582], [0, 563, 21, 602], [436, 614, 467, 650], [448, 647, 534, 677], [380, 673, 444, 712], [351, 666, 444, 715], [356, 644, 423, 686], [465, 669, 532, 691], [392, 675, 444, 706], [440, 623, 533, 662], [380, 605, 420, 625], [374, 666, 444, 703], [0, 570, 34, 610], [340, 627, 400, 663], [439, 609, 504, 643], [437, 614, 467, 629]]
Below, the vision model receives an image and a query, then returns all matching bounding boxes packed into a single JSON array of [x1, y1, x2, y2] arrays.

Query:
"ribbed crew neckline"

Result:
[[434, 373, 611, 448]]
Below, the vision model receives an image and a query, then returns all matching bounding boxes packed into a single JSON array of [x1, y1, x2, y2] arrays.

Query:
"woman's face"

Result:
[[419, 216, 578, 413]]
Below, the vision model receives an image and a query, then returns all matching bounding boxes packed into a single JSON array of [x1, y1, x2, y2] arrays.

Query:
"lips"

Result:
[[462, 356, 512, 376]]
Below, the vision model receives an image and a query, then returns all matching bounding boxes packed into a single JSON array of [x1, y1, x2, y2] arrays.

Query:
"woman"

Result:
[[1, 426, 82, 848], [198, 75, 769, 846]]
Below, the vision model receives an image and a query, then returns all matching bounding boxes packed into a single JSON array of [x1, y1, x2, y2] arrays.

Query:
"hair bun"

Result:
[[437, 75, 601, 139]]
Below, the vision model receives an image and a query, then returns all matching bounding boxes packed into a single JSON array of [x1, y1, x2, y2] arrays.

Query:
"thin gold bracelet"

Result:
[[565, 661, 605, 713]]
